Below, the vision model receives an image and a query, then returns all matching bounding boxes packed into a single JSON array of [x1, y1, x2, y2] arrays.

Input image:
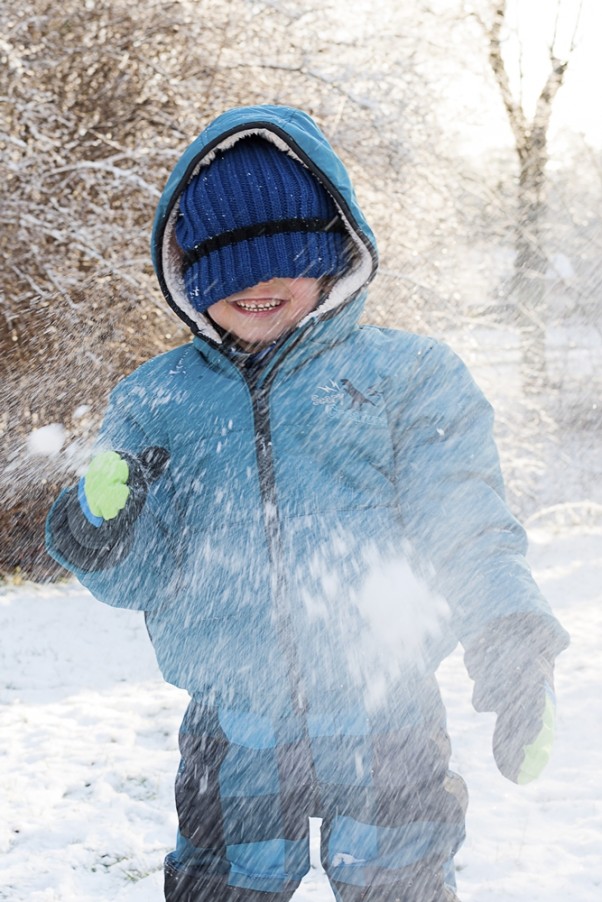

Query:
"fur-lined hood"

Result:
[[150, 105, 378, 342]]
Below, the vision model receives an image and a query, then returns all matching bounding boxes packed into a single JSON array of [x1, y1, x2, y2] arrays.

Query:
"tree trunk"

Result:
[[514, 139, 548, 395], [487, 0, 571, 396]]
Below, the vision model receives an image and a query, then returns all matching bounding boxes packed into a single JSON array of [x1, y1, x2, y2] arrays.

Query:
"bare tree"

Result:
[[485, 0, 583, 393]]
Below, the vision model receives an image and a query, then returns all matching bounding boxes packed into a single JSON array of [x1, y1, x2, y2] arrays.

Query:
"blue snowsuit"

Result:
[[46, 106, 568, 902]]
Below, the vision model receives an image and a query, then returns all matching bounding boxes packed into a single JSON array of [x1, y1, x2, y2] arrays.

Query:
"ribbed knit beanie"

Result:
[[175, 137, 349, 312]]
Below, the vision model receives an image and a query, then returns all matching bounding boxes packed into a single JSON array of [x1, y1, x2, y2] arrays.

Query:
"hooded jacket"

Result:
[[46, 105, 568, 726]]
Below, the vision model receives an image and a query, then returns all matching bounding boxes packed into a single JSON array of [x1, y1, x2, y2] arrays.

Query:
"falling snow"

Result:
[[0, 519, 600, 901]]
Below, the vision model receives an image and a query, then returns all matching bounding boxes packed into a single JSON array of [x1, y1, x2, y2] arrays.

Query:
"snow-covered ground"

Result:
[[1, 518, 600, 901]]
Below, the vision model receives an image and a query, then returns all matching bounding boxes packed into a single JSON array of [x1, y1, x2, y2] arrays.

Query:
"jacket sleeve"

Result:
[[46, 380, 180, 611], [391, 340, 569, 655]]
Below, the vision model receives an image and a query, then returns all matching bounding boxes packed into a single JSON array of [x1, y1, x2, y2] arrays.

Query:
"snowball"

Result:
[[27, 424, 66, 457], [549, 253, 575, 281]]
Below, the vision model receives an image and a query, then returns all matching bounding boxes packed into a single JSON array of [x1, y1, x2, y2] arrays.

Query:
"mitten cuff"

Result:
[[465, 612, 569, 676], [465, 612, 568, 713], [47, 487, 139, 573]]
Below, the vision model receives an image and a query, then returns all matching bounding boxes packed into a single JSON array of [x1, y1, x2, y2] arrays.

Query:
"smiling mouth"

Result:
[[233, 299, 286, 312]]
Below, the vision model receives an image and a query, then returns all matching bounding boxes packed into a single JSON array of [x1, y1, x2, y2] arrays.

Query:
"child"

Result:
[[46, 105, 569, 902]]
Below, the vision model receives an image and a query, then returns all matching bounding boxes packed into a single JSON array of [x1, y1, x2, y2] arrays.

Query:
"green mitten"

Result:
[[83, 450, 130, 521], [511, 689, 556, 785], [53, 446, 170, 573], [491, 672, 557, 784]]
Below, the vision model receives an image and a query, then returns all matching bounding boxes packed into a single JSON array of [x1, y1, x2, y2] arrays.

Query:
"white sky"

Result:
[[506, 0, 601, 140], [329, 0, 601, 157], [452, 0, 602, 155]]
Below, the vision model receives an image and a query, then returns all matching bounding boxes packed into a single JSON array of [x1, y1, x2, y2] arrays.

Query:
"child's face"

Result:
[[207, 277, 321, 350]]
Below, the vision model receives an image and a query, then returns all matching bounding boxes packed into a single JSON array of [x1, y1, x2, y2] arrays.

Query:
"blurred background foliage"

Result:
[[1, 0, 600, 578]]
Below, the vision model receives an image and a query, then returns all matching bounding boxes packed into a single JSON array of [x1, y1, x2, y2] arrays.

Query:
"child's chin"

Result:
[[236, 325, 286, 347], [232, 331, 277, 350]]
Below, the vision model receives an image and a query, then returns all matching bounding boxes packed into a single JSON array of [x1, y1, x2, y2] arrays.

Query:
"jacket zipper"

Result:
[[247, 365, 320, 803], [247, 367, 309, 719]]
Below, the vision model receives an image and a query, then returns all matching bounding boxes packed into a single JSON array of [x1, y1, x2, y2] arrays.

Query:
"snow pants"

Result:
[[164, 679, 467, 902]]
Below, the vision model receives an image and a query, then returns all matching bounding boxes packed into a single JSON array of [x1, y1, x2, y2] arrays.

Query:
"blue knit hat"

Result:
[[175, 137, 349, 312]]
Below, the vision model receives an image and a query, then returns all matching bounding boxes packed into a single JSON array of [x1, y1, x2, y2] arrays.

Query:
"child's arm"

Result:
[[392, 340, 569, 780], [46, 382, 178, 611]]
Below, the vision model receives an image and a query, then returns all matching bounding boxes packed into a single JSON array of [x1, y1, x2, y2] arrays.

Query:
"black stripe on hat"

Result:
[[182, 216, 346, 271]]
